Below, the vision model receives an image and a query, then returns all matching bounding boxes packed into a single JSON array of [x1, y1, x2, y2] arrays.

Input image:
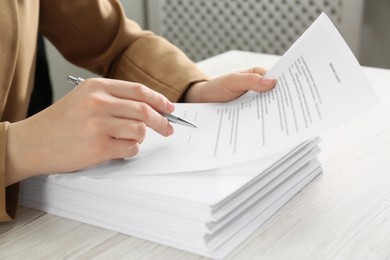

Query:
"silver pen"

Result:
[[67, 75, 197, 128]]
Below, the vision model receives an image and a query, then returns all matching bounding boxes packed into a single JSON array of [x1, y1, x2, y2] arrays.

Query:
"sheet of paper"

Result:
[[120, 13, 377, 174], [59, 139, 319, 208]]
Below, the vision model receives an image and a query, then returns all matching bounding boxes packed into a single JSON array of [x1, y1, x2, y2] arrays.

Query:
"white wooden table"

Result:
[[1, 51, 390, 259]]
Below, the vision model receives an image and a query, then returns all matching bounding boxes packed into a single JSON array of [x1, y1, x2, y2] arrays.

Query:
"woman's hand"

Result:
[[6, 78, 175, 185], [184, 67, 277, 103]]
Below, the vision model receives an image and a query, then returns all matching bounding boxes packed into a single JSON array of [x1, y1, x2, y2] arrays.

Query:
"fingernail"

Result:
[[260, 77, 277, 86], [167, 102, 175, 112], [167, 124, 174, 136]]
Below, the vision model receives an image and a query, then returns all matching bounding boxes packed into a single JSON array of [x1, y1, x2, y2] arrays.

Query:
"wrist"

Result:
[[183, 81, 209, 103], [5, 122, 27, 185]]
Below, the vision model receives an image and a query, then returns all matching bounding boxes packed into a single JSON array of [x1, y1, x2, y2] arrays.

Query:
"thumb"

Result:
[[220, 72, 276, 95], [237, 67, 277, 93]]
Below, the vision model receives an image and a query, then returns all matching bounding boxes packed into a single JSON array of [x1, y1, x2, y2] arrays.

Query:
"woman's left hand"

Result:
[[184, 67, 277, 103]]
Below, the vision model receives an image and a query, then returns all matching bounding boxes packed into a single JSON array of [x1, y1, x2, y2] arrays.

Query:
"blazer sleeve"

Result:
[[39, 0, 209, 102], [0, 122, 19, 222]]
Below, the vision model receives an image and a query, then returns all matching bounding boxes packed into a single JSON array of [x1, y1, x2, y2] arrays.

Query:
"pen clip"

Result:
[[67, 75, 84, 86]]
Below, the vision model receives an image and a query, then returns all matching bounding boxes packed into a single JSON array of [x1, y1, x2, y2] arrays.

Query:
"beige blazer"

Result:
[[0, 0, 208, 221]]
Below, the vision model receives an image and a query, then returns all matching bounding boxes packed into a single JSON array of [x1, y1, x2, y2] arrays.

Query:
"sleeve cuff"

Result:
[[0, 122, 19, 222]]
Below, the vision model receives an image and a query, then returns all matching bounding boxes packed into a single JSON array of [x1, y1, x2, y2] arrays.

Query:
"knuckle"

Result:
[[83, 92, 109, 113], [136, 103, 152, 121], [128, 142, 140, 157], [80, 78, 105, 92], [132, 83, 149, 98], [157, 95, 168, 106], [79, 79, 114, 112], [134, 122, 147, 143]]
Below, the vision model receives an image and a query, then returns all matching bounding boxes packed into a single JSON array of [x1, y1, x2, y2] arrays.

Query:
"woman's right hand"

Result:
[[5, 78, 175, 185]]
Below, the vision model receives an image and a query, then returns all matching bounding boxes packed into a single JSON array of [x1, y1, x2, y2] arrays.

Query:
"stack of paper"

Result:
[[20, 138, 321, 259], [19, 13, 377, 259]]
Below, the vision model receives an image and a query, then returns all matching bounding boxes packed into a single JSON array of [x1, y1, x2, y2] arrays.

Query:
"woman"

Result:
[[0, 0, 276, 221]]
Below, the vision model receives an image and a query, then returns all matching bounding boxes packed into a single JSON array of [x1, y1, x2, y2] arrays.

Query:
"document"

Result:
[[105, 13, 378, 174], [23, 14, 373, 260]]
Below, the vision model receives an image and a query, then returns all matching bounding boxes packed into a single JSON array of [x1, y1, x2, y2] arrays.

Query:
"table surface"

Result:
[[1, 51, 390, 260]]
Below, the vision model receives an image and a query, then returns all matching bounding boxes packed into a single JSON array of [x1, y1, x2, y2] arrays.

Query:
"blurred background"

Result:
[[44, 0, 390, 101]]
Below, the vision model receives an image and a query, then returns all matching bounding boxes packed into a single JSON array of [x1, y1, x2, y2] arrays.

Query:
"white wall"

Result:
[[45, 1, 145, 101]]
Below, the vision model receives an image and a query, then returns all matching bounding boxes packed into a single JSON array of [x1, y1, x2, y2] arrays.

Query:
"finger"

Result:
[[224, 72, 277, 93], [106, 118, 148, 143], [108, 100, 174, 137], [78, 81, 174, 137], [239, 67, 277, 91], [92, 78, 175, 114], [85, 134, 140, 163], [109, 139, 140, 159]]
